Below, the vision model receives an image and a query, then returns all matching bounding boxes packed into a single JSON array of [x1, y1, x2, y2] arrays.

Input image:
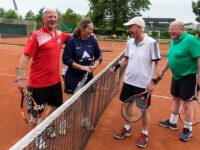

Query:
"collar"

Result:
[[133, 33, 148, 46], [174, 32, 187, 44], [42, 27, 57, 38]]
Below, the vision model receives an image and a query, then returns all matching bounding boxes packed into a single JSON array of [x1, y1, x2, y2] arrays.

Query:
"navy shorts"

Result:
[[29, 82, 63, 114], [171, 74, 196, 100], [120, 82, 151, 108], [64, 73, 93, 94]]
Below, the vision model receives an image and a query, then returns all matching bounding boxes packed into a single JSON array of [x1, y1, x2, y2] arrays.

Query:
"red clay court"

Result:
[[0, 38, 199, 150]]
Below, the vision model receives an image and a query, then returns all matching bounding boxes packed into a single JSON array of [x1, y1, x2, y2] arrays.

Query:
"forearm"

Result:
[[152, 61, 160, 79], [72, 61, 97, 71], [161, 59, 169, 73], [112, 56, 128, 72], [118, 57, 128, 68], [93, 60, 100, 69], [18, 54, 30, 79], [72, 62, 83, 70]]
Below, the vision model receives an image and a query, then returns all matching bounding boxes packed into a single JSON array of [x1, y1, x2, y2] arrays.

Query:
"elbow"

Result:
[[62, 57, 73, 67], [97, 56, 102, 64]]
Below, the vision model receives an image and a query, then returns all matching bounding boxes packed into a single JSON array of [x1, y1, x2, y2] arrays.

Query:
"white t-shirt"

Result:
[[124, 34, 161, 88]]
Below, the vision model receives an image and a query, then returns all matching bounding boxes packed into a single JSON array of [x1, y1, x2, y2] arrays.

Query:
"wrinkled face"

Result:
[[127, 24, 142, 38], [168, 23, 183, 41], [43, 11, 58, 30], [81, 23, 94, 38]]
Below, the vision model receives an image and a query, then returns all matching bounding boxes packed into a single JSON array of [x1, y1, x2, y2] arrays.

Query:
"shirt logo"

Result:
[[79, 51, 92, 62], [57, 38, 61, 44], [82, 51, 90, 59]]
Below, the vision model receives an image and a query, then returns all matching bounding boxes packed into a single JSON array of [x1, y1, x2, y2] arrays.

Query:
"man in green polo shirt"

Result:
[[158, 21, 200, 142]]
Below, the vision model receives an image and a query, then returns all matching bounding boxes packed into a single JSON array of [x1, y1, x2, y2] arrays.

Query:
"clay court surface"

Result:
[[0, 37, 199, 150]]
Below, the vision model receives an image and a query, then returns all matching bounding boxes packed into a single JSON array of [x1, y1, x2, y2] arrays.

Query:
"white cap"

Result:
[[123, 16, 145, 28], [42, 8, 57, 17]]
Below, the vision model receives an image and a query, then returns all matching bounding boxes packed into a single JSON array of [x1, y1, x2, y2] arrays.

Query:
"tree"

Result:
[[62, 8, 81, 25], [192, 0, 200, 22], [88, 0, 151, 33], [0, 7, 5, 17], [25, 10, 36, 21], [4, 9, 18, 18], [35, 7, 45, 22]]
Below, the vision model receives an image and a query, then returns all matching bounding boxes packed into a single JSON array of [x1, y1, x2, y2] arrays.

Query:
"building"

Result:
[[144, 17, 175, 31], [185, 23, 200, 30]]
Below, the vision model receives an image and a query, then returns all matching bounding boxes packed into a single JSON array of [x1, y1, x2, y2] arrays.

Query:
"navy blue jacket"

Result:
[[62, 36, 102, 78]]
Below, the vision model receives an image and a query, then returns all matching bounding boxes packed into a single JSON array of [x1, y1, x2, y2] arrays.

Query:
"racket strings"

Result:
[[179, 100, 200, 126], [23, 91, 39, 123], [135, 96, 147, 110], [122, 97, 144, 122]]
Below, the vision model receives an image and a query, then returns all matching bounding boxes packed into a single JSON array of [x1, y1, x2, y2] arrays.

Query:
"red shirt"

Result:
[[24, 28, 70, 88]]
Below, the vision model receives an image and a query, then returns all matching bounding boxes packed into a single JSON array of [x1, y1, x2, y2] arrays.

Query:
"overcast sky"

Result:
[[0, 0, 197, 23]]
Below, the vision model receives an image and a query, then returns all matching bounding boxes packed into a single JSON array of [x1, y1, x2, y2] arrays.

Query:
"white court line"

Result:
[[0, 73, 16, 77], [0, 53, 20, 58], [61, 81, 172, 99], [0, 44, 24, 48], [101, 58, 115, 60], [152, 94, 172, 100]]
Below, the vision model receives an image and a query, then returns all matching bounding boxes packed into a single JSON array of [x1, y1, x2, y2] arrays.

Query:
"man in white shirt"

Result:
[[111, 16, 161, 148]]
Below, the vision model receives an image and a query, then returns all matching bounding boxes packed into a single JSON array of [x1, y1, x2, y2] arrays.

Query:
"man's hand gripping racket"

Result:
[[121, 77, 161, 123], [15, 68, 42, 126]]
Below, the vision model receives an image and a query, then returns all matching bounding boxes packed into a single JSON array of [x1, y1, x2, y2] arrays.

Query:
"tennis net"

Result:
[[10, 51, 126, 150]]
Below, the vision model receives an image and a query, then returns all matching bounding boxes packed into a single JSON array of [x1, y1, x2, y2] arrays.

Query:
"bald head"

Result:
[[170, 21, 185, 31], [168, 21, 185, 41]]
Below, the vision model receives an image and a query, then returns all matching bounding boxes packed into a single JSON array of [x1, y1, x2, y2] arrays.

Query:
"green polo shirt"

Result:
[[167, 32, 200, 80]]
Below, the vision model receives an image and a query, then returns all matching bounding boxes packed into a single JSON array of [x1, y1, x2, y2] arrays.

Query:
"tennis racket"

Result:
[[73, 62, 93, 94], [20, 90, 42, 126], [121, 77, 161, 123], [179, 96, 200, 126], [121, 91, 150, 123]]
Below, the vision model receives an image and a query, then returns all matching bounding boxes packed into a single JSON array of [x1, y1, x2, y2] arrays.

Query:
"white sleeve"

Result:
[[124, 41, 130, 58], [150, 41, 161, 61]]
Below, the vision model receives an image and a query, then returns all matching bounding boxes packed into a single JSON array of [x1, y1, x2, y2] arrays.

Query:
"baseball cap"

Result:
[[42, 8, 57, 17], [123, 16, 145, 28]]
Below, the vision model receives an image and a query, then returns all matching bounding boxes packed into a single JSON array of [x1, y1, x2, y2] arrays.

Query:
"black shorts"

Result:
[[171, 74, 196, 100], [29, 82, 63, 113], [64, 73, 93, 94], [120, 82, 151, 108]]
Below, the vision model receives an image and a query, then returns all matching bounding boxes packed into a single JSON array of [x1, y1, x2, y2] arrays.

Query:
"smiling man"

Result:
[[17, 8, 70, 130], [158, 21, 200, 142], [111, 16, 161, 148]]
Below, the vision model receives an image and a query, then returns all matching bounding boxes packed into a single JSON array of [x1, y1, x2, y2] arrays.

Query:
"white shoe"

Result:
[[35, 135, 46, 150], [46, 126, 56, 138], [28, 117, 37, 126], [81, 117, 94, 131]]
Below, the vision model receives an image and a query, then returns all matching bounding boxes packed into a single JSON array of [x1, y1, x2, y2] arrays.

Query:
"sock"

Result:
[[184, 121, 192, 132], [124, 124, 130, 131], [141, 130, 148, 136], [169, 113, 178, 124]]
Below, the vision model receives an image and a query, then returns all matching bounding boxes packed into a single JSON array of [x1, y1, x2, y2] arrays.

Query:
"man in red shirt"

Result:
[[17, 8, 70, 128]]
